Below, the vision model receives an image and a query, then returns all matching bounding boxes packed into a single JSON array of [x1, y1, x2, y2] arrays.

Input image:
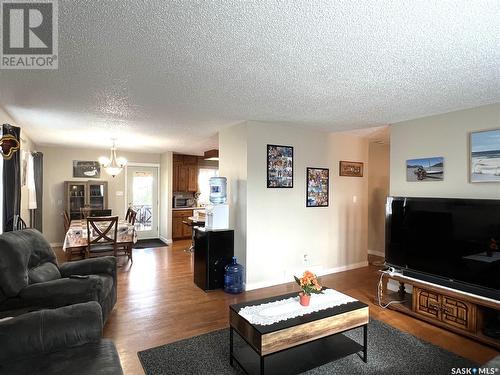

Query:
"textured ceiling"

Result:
[[0, 1, 499, 154]]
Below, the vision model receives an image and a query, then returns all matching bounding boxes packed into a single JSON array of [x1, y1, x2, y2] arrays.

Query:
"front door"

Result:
[[126, 166, 159, 239]]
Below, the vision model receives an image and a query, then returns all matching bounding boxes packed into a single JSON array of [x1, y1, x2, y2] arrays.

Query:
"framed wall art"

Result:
[[73, 161, 101, 178], [267, 144, 293, 188], [306, 167, 329, 207], [339, 161, 363, 177], [470, 129, 500, 183], [406, 157, 444, 182]]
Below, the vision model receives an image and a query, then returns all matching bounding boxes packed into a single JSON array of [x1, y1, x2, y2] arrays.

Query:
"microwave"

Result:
[[173, 196, 194, 208]]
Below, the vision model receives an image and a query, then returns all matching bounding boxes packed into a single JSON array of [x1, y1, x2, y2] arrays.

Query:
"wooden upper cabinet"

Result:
[[173, 154, 199, 193], [188, 166, 198, 192]]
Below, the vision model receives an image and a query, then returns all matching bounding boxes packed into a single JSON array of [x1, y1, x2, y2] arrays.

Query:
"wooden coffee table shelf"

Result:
[[229, 289, 369, 375]]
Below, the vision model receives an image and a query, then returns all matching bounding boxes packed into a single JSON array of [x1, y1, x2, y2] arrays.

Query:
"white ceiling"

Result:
[[1, 1, 499, 154]]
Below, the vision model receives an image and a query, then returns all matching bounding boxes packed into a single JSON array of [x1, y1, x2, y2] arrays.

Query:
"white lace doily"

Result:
[[238, 289, 357, 326]]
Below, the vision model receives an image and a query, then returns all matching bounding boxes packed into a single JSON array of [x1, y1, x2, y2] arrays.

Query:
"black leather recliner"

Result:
[[0, 229, 117, 322], [0, 301, 123, 375]]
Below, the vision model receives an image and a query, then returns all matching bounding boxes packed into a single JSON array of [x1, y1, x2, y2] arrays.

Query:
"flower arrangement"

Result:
[[294, 271, 323, 296]]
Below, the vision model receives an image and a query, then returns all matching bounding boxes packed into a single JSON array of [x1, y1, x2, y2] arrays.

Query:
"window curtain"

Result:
[[29, 152, 43, 231], [2, 124, 21, 232]]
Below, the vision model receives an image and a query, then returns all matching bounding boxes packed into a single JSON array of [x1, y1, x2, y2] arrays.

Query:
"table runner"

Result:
[[63, 219, 137, 250], [238, 288, 357, 326]]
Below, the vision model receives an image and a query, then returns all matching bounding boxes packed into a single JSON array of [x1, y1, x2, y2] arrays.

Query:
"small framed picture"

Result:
[[306, 167, 329, 207], [470, 129, 500, 183], [406, 157, 444, 182], [73, 161, 101, 178], [267, 144, 293, 188], [339, 161, 363, 177]]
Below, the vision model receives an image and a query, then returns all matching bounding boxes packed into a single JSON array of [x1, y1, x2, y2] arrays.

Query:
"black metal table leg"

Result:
[[230, 326, 234, 366], [363, 324, 368, 363], [260, 355, 265, 375]]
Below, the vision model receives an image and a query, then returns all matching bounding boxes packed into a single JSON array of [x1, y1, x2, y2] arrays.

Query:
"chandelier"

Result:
[[99, 140, 127, 177]]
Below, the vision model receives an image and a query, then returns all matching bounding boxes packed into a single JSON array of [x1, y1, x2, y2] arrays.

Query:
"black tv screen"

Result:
[[386, 197, 500, 300]]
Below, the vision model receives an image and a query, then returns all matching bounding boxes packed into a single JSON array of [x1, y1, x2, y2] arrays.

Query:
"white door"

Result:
[[126, 166, 159, 239]]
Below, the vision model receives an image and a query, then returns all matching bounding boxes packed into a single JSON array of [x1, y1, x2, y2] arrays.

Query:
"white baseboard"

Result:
[[159, 236, 173, 245], [368, 249, 385, 257], [50, 242, 63, 248], [245, 260, 369, 291]]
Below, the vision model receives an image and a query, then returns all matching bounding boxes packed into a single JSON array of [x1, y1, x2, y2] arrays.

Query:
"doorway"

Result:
[[126, 165, 159, 240]]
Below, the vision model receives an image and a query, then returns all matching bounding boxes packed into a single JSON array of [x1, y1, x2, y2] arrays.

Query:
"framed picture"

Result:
[[267, 144, 293, 188], [73, 161, 101, 178], [306, 167, 329, 207], [470, 129, 500, 183], [406, 157, 444, 182], [339, 161, 363, 177]]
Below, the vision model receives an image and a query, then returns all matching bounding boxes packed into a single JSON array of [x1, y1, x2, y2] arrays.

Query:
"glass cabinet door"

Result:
[[68, 183, 86, 220], [88, 183, 106, 209]]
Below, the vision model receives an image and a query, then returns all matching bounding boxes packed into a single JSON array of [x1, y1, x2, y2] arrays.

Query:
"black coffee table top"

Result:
[[230, 288, 367, 334]]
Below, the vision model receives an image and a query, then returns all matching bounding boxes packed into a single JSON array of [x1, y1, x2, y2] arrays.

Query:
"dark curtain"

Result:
[[30, 152, 43, 231], [2, 124, 21, 232]]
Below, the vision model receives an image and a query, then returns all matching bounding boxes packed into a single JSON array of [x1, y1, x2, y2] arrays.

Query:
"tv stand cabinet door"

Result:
[[441, 296, 476, 332], [413, 287, 441, 321]]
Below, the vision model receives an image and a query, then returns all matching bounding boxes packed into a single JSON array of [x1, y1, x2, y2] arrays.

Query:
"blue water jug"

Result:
[[224, 257, 244, 294]]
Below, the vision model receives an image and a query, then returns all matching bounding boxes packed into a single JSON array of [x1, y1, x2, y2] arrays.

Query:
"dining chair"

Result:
[[125, 207, 132, 221], [80, 206, 92, 219], [86, 216, 118, 258], [63, 210, 71, 232], [5, 215, 27, 231], [128, 209, 137, 225]]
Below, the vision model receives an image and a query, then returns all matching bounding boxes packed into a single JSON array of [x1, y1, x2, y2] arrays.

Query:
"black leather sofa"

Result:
[[0, 229, 116, 322], [0, 301, 123, 375]]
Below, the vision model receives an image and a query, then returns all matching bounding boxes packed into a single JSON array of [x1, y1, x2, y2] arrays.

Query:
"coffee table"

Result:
[[229, 289, 368, 375]]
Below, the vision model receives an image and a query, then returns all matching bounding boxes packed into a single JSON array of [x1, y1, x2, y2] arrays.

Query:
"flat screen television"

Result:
[[385, 196, 500, 301]]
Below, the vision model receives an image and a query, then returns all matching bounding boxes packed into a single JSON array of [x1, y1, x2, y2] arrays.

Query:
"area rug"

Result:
[[133, 238, 167, 249], [138, 319, 478, 375]]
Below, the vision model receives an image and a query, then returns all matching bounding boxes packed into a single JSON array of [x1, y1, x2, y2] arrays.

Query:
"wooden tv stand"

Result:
[[380, 272, 500, 349]]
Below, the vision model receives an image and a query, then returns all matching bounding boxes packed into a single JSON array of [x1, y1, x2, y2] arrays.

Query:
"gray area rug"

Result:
[[138, 319, 477, 375]]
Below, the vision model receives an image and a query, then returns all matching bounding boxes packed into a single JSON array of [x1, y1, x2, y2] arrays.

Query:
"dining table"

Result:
[[63, 218, 137, 261]]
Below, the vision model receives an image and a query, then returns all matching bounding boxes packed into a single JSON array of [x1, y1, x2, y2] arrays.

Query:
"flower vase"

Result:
[[299, 292, 310, 306]]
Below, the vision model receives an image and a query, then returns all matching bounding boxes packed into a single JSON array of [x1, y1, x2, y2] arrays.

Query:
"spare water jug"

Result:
[[209, 177, 227, 204], [224, 257, 244, 294]]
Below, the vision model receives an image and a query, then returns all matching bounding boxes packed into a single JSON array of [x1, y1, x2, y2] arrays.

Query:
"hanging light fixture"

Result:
[[99, 139, 127, 177]]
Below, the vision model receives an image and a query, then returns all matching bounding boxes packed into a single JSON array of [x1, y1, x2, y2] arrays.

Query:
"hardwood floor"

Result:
[[56, 241, 498, 374]]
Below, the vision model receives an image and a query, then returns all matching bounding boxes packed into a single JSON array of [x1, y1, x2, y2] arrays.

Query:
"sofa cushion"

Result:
[[0, 229, 56, 297], [28, 263, 61, 284], [0, 339, 123, 375]]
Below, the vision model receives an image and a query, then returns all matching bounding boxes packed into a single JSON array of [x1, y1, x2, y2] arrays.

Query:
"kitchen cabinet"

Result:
[[173, 154, 199, 193], [172, 209, 193, 239]]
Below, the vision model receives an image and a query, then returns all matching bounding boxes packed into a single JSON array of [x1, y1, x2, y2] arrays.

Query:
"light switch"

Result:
[[352, 195, 357, 203], [116, 191, 124, 196]]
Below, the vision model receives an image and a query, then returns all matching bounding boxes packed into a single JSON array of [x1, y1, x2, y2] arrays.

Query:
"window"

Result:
[[197, 168, 219, 205]]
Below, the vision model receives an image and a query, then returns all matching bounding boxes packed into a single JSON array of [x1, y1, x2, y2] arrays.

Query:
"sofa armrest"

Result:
[[0, 301, 102, 362], [19, 276, 105, 307], [59, 256, 117, 278]]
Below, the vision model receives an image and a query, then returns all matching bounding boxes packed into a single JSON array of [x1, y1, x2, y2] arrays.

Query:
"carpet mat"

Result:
[[133, 238, 167, 249], [138, 319, 477, 375]]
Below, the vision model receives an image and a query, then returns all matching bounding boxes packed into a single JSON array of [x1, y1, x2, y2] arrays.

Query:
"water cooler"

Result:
[[193, 177, 234, 291], [205, 177, 229, 230]]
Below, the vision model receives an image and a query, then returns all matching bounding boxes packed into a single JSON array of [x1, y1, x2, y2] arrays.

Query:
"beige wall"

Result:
[[39, 145, 161, 244], [367, 142, 390, 256], [219, 121, 369, 290], [219, 123, 248, 267], [159, 151, 173, 243], [390, 103, 500, 198]]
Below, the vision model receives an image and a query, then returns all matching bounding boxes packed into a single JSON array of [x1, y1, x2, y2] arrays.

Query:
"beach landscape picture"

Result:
[[406, 157, 444, 182], [470, 129, 500, 182]]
